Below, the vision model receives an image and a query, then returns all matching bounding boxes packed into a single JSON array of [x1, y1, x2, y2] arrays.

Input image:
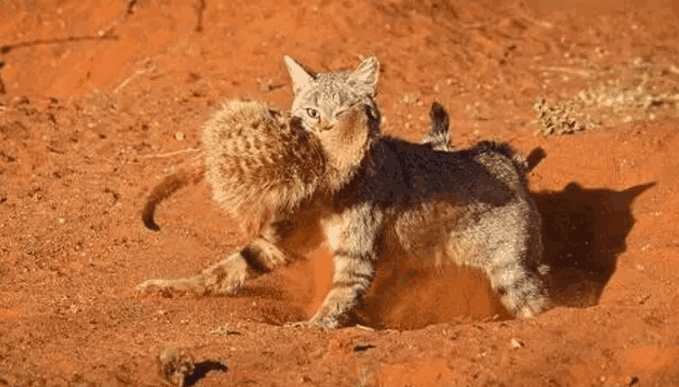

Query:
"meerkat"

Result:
[[137, 56, 551, 328]]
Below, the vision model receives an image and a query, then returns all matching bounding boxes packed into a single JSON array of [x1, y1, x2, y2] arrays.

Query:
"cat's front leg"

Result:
[[287, 252, 376, 329], [297, 204, 383, 329]]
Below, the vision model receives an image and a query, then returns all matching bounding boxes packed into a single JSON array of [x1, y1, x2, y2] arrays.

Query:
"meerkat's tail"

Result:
[[142, 161, 205, 231], [419, 101, 451, 151]]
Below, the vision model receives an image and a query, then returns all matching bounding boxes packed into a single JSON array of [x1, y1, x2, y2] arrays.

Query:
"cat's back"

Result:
[[353, 137, 524, 209], [368, 138, 539, 272]]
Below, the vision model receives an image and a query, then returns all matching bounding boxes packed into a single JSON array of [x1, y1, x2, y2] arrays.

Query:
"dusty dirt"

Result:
[[1, 0, 679, 386]]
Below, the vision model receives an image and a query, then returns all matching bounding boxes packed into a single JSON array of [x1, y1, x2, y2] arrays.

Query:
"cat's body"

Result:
[[137, 57, 550, 328]]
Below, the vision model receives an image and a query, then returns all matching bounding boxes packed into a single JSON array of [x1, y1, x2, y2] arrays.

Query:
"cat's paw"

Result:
[[283, 318, 338, 330], [513, 297, 551, 319], [502, 283, 552, 319], [283, 320, 313, 329]]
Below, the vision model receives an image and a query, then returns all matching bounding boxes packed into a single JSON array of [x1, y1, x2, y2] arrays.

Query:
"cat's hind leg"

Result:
[[481, 209, 551, 318]]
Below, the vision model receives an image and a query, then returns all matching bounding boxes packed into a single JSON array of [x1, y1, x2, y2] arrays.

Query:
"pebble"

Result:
[[509, 338, 524, 349]]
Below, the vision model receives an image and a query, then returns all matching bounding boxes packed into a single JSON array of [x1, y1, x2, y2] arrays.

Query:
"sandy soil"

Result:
[[1, 0, 678, 386]]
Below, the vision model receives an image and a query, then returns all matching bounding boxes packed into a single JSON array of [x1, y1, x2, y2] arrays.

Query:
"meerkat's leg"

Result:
[[137, 220, 296, 296]]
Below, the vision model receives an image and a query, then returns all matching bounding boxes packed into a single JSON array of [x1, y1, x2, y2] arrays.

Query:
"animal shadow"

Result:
[[533, 182, 655, 308]]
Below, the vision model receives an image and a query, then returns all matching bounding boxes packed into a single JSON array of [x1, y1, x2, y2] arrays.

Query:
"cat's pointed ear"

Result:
[[283, 55, 315, 96], [352, 56, 380, 96]]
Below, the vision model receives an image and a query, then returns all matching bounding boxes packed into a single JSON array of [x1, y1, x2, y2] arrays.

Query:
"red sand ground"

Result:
[[1, 0, 678, 386]]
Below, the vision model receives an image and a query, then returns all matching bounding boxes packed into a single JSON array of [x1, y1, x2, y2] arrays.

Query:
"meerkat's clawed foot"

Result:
[[137, 252, 254, 296], [136, 275, 208, 296]]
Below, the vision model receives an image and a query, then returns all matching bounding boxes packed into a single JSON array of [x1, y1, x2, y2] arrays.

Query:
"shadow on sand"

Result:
[[534, 181, 655, 308]]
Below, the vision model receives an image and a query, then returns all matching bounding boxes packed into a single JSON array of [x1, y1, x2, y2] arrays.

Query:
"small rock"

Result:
[[509, 338, 524, 350], [174, 132, 185, 141], [259, 80, 272, 91], [208, 325, 241, 336], [354, 324, 375, 332], [258, 79, 281, 91], [399, 94, 419, 105]]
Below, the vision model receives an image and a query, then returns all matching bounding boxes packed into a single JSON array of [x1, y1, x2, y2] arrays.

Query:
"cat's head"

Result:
[[284, 56, 380, 129], [283, 56, 381, 188]]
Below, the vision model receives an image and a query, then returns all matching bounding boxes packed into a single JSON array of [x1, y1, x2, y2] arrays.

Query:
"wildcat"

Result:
[[137, 56, 551, 328]]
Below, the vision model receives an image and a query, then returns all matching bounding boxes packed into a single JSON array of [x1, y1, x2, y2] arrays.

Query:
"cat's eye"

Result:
[[306, 108, 319, 119]]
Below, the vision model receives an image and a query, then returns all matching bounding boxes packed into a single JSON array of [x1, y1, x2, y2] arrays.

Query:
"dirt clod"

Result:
[[158, 346, 228, 387], [159, 346, 195, 387]]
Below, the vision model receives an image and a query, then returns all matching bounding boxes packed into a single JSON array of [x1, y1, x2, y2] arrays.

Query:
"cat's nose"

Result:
[[319, 117, 333, 131]]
